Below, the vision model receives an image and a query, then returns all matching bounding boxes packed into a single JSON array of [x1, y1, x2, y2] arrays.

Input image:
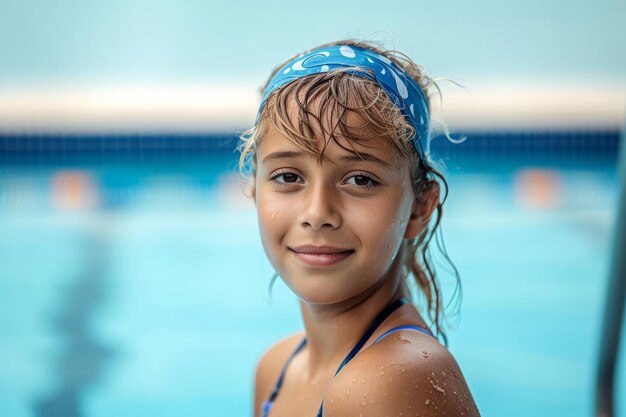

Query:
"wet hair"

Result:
[[237, 39, 461, 347]]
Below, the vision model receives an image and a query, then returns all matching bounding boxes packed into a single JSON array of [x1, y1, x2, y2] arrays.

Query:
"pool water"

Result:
[[0, 147, 623, 417]]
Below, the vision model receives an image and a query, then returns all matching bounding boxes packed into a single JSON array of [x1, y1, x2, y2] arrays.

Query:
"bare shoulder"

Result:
[[324, 330, 481, 417], [253, 332, 305, 417]]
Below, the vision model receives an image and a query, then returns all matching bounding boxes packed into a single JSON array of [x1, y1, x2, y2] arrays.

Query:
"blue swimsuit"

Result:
[[260, 297, 435, 417]]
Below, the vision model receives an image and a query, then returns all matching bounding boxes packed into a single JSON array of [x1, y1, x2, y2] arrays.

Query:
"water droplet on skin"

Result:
[[425, 399, 431, 405], [338, 393, 342, 399], [361, 378, 366, 384], [363, 392, 368, 398], [380, 371, 385, 376], [398, 336, 411, 344], [360, 401, 367, 407], [270, 210, 279, 221], [346, 388, 350, 397], [428, 376, 446, 394], [330, 398, 335, 405], [352, 377, 357, 383]]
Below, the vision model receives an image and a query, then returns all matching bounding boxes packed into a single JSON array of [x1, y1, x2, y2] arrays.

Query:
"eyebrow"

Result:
[[261, 150, 393, 169], [339, 153, 393, 168], [261, 150, 304, 164]]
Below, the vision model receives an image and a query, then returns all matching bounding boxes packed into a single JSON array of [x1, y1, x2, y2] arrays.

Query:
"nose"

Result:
[[298, 181, 342, 231]]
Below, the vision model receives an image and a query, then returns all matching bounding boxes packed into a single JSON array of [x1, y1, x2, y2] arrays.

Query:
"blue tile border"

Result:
[[0, 129, 620, 166]]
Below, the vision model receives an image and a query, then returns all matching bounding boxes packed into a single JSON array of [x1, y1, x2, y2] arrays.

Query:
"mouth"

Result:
[[288, 247, 355, 267]]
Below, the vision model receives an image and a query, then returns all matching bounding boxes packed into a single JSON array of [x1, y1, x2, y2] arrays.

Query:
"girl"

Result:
[[238, 39, 480, 417]]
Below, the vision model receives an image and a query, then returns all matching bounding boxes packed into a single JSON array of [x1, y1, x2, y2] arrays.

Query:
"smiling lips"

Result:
[[289, 245, 355, 267]]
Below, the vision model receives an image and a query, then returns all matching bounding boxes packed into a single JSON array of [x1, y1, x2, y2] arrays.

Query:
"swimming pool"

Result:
[[0, 130, 623, 417]]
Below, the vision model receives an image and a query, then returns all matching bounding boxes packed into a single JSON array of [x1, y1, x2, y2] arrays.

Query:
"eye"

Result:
[[270, 170, 302, 187], [345, 173, 379, 189], [277, 173, 299, 183]]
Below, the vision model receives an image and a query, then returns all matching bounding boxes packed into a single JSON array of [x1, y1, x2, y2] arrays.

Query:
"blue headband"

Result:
[[256, 44, 431, 160]]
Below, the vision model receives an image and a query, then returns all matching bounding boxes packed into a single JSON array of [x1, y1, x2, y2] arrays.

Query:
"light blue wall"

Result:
[[0, 0, 624, 84]]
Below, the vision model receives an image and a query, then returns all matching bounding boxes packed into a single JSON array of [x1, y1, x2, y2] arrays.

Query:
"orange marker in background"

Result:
[[51, 170, 99, 211], [514, 169, 563, 210]]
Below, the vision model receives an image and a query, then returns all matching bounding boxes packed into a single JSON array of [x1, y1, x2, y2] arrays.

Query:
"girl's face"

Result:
[[253, 112, 425, 305]]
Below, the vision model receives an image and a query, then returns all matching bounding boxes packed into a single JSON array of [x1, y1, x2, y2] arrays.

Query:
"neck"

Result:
[[298, 243, 409, 380]]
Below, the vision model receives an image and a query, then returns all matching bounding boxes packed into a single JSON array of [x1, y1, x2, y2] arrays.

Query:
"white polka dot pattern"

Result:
[[339, 45, 356, 58]]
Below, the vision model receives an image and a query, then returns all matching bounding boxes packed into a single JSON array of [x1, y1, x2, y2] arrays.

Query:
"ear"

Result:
[[242, 178, 257, 205], [403, 182, 440, 240]]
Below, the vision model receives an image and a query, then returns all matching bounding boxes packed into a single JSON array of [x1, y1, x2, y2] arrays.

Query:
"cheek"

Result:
[[256, 189, 295, 250], [354, 194, 408, 255], [257, 191, 280, 234]]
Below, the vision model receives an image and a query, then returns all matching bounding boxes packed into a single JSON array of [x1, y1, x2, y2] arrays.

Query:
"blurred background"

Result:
[[0, 0, 625, 416]]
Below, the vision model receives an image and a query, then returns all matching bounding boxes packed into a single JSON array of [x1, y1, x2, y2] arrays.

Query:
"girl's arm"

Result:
[[252, 333, 305, 417], [323, 334, 481, 417]]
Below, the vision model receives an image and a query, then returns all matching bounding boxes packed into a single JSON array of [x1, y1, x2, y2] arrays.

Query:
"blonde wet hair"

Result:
[[237, 39, 461, 346]]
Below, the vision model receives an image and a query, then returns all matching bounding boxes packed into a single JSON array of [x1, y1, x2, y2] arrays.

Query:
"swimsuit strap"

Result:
[[315, 323, 437, 417], [262, 297, 409, 417], [315, 297, 408, 417], [371, 324, 435, 345], [260, 337, 308, 417], [331, 297, 409, 377]]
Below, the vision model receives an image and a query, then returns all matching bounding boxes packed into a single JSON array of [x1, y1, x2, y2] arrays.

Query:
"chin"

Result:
[[282, 274, 372, 306], [286, 280, 343, 305]]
